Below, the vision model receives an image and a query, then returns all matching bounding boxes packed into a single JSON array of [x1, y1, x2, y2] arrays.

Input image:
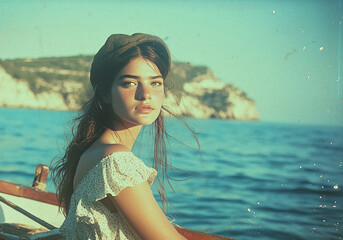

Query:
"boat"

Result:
[[0, 164, 235, 240]]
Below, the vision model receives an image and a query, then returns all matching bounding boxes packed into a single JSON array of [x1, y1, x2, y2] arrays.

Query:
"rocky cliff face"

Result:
[[163, 63, 260, 120], [0, 66, 80, 111], [0, 57, 259, 120]]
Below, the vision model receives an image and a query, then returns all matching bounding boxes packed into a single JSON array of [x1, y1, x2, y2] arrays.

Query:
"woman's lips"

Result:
[[136, 104, 153, 113]]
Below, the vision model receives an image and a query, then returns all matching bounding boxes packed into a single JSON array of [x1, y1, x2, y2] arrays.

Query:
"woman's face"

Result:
[[110, 57, 165, 127]]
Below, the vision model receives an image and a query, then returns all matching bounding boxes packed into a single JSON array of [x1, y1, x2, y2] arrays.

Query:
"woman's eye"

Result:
[[121, 81, 136, 87], [151, 81, 163, 87]]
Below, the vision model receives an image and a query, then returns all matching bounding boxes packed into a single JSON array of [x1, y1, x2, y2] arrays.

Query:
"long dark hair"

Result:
[[52, 41, 199, 216]]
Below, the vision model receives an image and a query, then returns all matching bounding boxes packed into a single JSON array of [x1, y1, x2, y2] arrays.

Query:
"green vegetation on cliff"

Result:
[[0, 56, 213, 104], [0, 56, 92, 94], [0, 55, 255, 116]]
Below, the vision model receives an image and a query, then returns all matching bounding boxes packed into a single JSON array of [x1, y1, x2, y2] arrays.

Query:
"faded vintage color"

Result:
[[0, 165, 235, 240]]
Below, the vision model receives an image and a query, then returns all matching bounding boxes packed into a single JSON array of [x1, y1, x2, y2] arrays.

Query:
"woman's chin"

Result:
[[135, 117, 157, 126], [131, 112, 160, 126], [123, 116, 157, 127]]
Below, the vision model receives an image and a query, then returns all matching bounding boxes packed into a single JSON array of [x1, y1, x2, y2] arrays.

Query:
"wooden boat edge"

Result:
[[0, 165, 236, 240]]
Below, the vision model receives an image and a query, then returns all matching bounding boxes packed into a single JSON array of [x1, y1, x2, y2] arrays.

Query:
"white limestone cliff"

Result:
[[163, 64, 260, 120], [0, 67, 78, 111], [0, 61, 260, 120]]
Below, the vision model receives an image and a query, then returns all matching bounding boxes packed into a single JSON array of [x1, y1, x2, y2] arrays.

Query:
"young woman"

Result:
[[52, 33, 188, 239]]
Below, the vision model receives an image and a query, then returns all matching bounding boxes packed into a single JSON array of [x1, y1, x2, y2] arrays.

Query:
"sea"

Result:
[[0, 107, 342, 240]]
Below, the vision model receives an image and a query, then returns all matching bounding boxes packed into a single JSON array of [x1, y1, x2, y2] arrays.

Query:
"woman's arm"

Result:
[[108, 181, 187, 240]]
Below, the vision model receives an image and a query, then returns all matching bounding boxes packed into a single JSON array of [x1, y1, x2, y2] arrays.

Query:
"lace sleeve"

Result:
[[80, 151, 157, 202]]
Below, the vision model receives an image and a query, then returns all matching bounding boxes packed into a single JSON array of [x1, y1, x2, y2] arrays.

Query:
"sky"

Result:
[[0, 0, 342, 126]]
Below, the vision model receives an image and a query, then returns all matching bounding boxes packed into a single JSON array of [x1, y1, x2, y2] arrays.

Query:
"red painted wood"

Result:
[[0, 180, 58, 206]]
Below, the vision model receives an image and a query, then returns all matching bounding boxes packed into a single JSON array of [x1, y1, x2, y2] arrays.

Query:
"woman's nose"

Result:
[[136, 83, 151, 101]]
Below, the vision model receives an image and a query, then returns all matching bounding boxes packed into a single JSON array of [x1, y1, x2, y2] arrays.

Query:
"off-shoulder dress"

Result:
[[59, 151, 157, 240]]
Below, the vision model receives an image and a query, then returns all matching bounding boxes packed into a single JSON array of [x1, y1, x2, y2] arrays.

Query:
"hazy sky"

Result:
[[1, 0, 342, 126]]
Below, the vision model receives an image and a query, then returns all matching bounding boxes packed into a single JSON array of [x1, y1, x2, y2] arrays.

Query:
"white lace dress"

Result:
[[59, 151, 157, 240]]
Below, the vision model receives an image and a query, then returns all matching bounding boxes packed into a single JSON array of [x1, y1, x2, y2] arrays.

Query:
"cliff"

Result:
[[0, 56, 259, 120]]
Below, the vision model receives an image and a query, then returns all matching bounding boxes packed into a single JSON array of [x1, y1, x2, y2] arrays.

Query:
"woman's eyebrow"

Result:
[[151, 75, 163, 79], [119, 74, 139, 80], [119, 74, 163, 80]]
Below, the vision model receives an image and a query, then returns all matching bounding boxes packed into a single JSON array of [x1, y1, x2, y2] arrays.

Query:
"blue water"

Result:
[[0, 108, 342, 240]]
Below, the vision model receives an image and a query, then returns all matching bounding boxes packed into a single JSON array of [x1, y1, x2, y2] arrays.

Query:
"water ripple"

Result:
[[1, 109, 342, 240]]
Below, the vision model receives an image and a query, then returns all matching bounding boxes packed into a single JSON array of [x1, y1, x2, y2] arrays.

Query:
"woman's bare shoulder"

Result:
[[74, 144, 131, 189], [81, 144, 130, 163], [102, 144, 131, 157]]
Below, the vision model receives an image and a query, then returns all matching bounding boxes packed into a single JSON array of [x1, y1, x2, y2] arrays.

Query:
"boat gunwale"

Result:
[[0, 180, 58, 206], [0, 178, 236, 240]]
